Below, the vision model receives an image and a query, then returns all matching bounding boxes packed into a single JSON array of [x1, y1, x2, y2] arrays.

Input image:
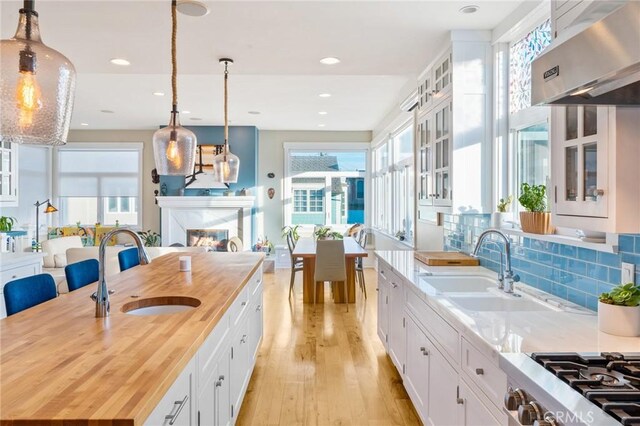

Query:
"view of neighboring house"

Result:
[[290, 154, 365, 226]]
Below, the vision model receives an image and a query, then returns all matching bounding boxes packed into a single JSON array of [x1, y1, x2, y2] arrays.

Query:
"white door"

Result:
[[427, 346, 459, 426], [457, 379, 501, 426], [404, 315, 430, 422], [387, 274, 405, 375], [217, 348, 231, 426], [229, 325, 249, 421], [554, 105, 609, 217], [198, 368, 216, 426]]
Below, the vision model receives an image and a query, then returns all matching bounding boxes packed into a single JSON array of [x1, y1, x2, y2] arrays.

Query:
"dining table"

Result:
[[292, 237, 368, 304]]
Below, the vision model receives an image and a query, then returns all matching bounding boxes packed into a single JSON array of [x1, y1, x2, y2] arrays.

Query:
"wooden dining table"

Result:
[[292, 237, 368, 304]]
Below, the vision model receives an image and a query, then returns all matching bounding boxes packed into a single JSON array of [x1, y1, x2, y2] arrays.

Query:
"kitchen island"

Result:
[[0, 251, 264, 425]]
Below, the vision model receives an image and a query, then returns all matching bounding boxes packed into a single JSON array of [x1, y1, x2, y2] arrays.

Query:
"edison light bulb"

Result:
[[166, 139, 182, 169], [15, 71, 42, 128]]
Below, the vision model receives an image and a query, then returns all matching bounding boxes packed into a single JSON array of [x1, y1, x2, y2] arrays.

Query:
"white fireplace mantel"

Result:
[[156, 196, 255, 249]]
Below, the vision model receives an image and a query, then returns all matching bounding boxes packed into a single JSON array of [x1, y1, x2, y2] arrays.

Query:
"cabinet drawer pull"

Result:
[[165, 395, 188, 425], [241, 301, 247, 306], [11, 275, 17, 279], [241, 334, 247, 344], [475, 368, 484, 375], [256, 304, 262, 312], [219, 375, 225, 381], [391, 282, 398, 288], [420, 347, 429, 356], [215, 380, 223, 388]]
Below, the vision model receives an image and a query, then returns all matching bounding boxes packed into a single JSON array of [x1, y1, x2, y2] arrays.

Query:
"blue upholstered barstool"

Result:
[[118, 247, 140, 271], [65, 259, 99, 292], [4, 273, 57, 316]]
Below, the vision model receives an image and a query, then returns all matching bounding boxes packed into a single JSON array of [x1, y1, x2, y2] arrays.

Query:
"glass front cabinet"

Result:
[[0, 140, 18, 206], [552, 105, 640, 233]]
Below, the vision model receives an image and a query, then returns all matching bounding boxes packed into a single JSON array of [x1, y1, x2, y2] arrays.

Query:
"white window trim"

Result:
[[292, 188, 324, 214], [53, 142, 144, 228], [283, 142, 370, 228]]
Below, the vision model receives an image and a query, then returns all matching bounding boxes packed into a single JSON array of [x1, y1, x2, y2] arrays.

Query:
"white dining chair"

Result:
[[314, 239, 348, 312]]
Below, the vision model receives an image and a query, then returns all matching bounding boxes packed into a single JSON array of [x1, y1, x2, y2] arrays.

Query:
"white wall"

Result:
[[0, 145, 52, 238], [256, 130, 371, 244]]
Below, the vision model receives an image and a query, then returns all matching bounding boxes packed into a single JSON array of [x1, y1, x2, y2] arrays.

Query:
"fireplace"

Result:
[[187, 229, 229, 251], [156, 196, 255, 249]]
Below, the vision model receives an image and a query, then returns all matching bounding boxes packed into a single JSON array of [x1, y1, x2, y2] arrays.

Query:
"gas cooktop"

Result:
[[531, 352, 640, 425]]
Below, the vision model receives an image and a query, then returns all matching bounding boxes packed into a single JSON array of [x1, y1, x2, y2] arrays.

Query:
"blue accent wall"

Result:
[[158, 126, 258, 196], [442, 213, 640, 311]]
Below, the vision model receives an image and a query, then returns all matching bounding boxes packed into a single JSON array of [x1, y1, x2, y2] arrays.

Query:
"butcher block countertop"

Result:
[[0, 251, 264, 425]]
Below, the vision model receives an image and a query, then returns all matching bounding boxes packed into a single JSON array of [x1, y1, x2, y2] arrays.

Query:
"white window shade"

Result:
[[56, 148, 140, 197]]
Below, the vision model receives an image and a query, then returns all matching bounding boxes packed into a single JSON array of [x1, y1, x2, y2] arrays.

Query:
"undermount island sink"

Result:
[[420, 275, 497, 293], [122, 296, 201, 316], [449, 295, 558, 312]]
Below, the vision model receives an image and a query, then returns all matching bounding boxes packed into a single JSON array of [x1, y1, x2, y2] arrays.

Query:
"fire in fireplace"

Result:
[[186, 229, 229, 251]]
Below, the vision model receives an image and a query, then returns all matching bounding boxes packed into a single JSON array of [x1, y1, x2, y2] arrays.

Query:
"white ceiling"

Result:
[[1, 0, 526, 131]]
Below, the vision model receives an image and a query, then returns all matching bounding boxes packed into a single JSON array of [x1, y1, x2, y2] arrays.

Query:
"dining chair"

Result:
[[287, 231, 303, 298], [355, 230, 368, 299], [314, 239, 348, 312], [4, 273, 57, 316], [65, 259, 99, 292], [118, 247, 140, 271]]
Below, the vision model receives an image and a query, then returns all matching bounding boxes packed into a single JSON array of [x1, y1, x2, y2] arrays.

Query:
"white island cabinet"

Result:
[[377, 257, 504, 426], [145, 265, 263, 426]]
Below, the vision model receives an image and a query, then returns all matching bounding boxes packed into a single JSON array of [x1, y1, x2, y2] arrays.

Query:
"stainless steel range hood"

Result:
[[531, 1, 640, 106]]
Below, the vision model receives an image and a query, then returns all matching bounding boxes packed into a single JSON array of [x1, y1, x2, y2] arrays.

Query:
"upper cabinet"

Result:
[[551, 106, 640, 233], [0, 140, 18, 207], [416, 33, 493, 216]]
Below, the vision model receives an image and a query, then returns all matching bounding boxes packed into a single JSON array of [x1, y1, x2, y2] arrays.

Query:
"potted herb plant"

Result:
[[313, 226, 343, 240], [137, 230, 161, 247], [492, 195, 513, 228], [281, 225, 300, 242], [0, 216, 16, 232], [598, 283, 640, 337], [518, 183, 553, 234]]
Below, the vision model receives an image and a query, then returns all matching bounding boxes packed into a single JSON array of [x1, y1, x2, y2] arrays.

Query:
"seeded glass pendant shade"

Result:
[[212, 58, 240, 183], [152, 0, 197, 176], [0, 1, 76, 145]]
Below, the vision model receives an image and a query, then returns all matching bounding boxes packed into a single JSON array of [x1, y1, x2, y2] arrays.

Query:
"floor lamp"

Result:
[[34, 199, 57, 250]]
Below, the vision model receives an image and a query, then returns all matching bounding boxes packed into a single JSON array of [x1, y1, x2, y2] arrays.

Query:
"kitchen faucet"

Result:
[[472, 229, 520, 293], [92, 228, 151, 318]]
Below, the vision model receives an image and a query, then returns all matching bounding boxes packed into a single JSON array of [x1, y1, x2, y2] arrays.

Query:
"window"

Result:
[[284, 144, 368, 227], [372, 121, 414, 243], [54, 143, 143, 227], [504, 17, 551, 216], [509, 19, 551, 114]]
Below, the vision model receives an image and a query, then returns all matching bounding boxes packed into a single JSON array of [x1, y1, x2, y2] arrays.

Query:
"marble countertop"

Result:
[[375, 250, 640, 355]]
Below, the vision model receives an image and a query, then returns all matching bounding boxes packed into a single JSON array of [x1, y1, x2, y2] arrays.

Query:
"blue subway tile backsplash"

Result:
[[442, 214, 640, 311]]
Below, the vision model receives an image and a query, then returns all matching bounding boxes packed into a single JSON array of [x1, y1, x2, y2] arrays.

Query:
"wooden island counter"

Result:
[[0, 251, 264, 425]]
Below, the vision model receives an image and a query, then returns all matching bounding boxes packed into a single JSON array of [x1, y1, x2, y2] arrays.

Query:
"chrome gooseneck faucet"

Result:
[[92, 228, 151, 318], [472, 229, 520, 293]]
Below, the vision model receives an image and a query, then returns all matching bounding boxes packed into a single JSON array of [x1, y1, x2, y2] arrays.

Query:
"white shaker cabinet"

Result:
[[387, 270, 405, 375], [457, 379, 501, 426], [146, 357, 196, 426], [377, 266, 390, 350], [426, 341, 459, 426], [404, 314, 430, 421]]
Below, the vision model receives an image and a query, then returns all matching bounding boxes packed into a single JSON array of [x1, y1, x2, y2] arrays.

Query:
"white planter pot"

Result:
[[598, 301, 640, 337], [491, 212, 509, 229]]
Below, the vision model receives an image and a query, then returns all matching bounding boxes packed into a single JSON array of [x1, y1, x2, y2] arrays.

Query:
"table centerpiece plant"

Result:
[[598, 283, 640, 337]]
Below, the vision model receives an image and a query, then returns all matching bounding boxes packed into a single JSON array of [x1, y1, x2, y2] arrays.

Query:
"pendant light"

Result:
[[152, 0, 197, 176], [0, 0, 76, 145], [212, 58, 240, 183]]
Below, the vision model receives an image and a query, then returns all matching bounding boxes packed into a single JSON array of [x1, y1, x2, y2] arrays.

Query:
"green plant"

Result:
[[314, 226, 343, 240], [0, 216, 16, 232], [281, 225, 300, 242], [137, 230, 161, 247], [600, 283, 640, 307], [518, 183, 547, 212], [497, 195, 513, 213]]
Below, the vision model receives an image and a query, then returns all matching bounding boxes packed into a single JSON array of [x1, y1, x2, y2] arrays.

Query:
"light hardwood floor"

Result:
[[237, 268, 421, 426]]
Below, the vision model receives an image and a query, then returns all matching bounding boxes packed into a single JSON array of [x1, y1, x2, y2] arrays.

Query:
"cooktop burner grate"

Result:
[[531, 352, 640, 425]]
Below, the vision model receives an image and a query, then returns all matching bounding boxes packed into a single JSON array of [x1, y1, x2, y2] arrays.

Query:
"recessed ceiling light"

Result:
[[153, 92, 165, 97], [80, 123, 89, 126], [182, 110, 191, 114], [319, 93, 331, 98], [190, 117, 203, 121], [318, 124, 326, 127], [318, 111, 328, 115], [248, 111, 261, 115], [459, 5, 479, 14], [100, 109, 115, 114], [110, 58, 130, 66], [320, 57, 340, 65], [177, 0, 209, 17]]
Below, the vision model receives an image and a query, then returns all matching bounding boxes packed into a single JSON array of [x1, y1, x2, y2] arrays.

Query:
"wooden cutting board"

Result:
[[414, 251, 479, 266]]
